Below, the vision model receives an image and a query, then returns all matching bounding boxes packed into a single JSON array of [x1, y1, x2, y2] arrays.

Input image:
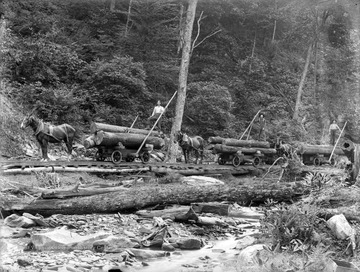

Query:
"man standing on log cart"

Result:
[[329, 120, 341, 145], [258, 114, 266, 141], [148, 100, 165, 131]]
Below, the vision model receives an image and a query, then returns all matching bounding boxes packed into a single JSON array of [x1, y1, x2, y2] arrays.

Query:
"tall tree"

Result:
[[167, 0, 198, 162]]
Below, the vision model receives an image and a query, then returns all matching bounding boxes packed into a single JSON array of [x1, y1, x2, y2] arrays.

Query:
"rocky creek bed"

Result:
[[0, 204, 264, 272]]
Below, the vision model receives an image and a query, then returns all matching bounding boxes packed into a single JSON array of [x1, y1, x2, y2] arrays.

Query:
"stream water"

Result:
[[138, 221, 260, 272]]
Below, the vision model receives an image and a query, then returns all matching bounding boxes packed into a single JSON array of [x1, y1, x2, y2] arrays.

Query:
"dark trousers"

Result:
[[330, 130, 337, 145], [149, 113, 162, 131]]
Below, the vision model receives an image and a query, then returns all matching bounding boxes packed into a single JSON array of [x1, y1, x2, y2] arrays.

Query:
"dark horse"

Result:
[[176, 131, 205, 164], [21, 115, 76, 161]]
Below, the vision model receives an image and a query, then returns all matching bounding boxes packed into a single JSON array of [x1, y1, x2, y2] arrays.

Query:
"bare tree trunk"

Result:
[[167, 0, 198, 162], [249, 32, 256, 73], [124, 0, 133, 37], [110, 0, 115, 11], [293, 43, 312, 120], [177, 4, 185, 54]]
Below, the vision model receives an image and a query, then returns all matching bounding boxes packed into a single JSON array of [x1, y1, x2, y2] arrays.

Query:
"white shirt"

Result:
[[152, 106, 165, 115]]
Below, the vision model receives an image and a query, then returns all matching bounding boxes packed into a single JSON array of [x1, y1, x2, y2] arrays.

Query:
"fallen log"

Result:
[[2, 182, 310, 217], [83, 130, 165, 149], [191, 202, 230, 216], [213, 144, 277, 155], [222, 139, 271, 148], [90, 122, 161, 137], [208, 136, 225, 144], [297, 143, 344, 156], [40, 185, 129, 199]]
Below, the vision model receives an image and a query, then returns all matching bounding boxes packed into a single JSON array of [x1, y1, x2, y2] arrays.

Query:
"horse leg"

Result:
[[183, 148, 188, 164], [41, 141, 49, 161]]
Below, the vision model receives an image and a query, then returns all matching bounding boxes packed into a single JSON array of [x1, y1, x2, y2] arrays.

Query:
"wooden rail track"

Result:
[[0, 160, 264, 176]]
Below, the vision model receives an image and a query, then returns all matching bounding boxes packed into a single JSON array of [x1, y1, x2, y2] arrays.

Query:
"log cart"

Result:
[[297, 143, 345, 166], [84, 123, 165, 164], [94, 144, 152, 164], [209, 137, 277, 167]]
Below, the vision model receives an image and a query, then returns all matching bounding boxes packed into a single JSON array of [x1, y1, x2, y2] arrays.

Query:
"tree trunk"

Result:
[[222, 139, 270, 148], [2, 182, 309, 217], [208, 136, 225, 144], [167, 0, 198, 163], [124, 0, 133, 37], [84, 131, 165, 149], [213, 144, 276, 155], [293, 43, 313, 120], [90, 122, 161, 137]]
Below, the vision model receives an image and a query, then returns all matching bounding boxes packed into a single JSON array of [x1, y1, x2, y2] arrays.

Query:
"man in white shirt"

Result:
[[329, 120, 341, 145], [148, 100, 165, 131]]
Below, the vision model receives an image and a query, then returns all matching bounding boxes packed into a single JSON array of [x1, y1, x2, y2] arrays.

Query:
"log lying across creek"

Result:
[[2, 182, 310, 217]]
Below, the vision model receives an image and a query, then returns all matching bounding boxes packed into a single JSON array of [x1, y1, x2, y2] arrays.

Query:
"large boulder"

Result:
[[4, 214, 36, 228], [327, 214, 356, 240], [28, 227, 110, 251]]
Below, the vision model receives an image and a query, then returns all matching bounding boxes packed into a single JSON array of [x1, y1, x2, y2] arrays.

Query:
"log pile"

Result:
[[84, 122, 165, 150], [208, 137, 275, 158]]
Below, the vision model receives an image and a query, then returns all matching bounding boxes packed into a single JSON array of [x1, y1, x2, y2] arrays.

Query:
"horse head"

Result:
[[21, 108, 38, 129]]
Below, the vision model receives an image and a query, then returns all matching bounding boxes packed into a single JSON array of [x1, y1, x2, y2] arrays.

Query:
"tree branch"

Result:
[[191, 11, 204, 53], [193, 29, 222, 50]]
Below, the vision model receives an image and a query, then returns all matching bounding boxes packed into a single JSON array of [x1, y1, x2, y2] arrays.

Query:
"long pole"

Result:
[[239, 110, 261, 140], [129, 115, 138, 129], [329, 121, 347, 163], [136, 91, 178, 156]]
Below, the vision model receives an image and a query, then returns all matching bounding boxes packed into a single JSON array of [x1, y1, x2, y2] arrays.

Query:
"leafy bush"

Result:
[[261, 203, 320, 251]]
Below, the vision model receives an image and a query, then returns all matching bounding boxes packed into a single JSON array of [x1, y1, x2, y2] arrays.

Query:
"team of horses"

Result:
[[21, 112, 205, 163]]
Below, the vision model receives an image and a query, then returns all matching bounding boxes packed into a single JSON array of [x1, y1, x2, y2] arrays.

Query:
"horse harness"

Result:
[[181, 133, 202, 152], [33, 118, 67, 142]]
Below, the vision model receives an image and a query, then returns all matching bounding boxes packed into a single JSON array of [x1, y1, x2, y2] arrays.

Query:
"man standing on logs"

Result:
[[329, 120, 341, 145], [258, 114, 266, 141], [148, 100, 165, 131]]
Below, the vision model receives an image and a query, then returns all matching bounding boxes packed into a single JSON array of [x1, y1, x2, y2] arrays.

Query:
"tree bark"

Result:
[[167, 0, 198, 163], [2, 182, 309, 217], [90, 122, 161, 137], [222, 139, 270, 148], [213, 144, 276, 155], [293, 43, 313, 120], [84, 130, 165, 149]]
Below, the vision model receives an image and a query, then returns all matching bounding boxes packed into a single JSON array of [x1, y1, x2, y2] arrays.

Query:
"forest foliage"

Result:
[[1, 0, 360, 143]]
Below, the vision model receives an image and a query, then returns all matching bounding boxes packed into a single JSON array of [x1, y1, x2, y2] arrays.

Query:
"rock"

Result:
[[176, 238, 203, 250], [161, 242, 176, 251], [327, 214, 356, 240], [23, 213, 49, 227], [4, 214, 36, 228], [0, 225, 17, 238], [181, 176, 225, 186], [238, 244, 266, 264], [126, 248, 170, 260], [235, 235, 257, 250], [17, 258, 32, 267], [93, 235, 140, 253], [28, 227, 110, 251]]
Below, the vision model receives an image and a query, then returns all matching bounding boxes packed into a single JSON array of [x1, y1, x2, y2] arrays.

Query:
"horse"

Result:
[[176, 131, 205, 164], [21, 114, 77, 161]]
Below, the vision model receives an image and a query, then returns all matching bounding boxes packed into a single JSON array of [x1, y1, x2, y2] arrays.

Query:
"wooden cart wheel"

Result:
[[218, 155, 227, 165], [95, 151, 105, 161], [253, 157, 261, 167], [140, 152, 150, 163], [111, 150, 123, 164], [313, 157, 321, 166], [232, 155, 242, 167]]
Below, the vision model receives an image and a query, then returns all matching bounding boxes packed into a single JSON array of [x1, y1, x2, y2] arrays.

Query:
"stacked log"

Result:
[[222, 139, 271, 149], [297, 143, 345, 156], [212, 144, 276, 155], [84, 122, 165, 151], [90, 122, 161, 137]]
